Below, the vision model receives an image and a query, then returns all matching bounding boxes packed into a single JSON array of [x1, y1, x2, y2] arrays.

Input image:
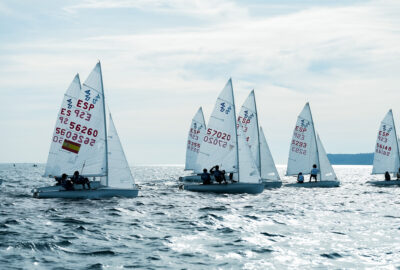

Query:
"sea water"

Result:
[[0, 164, 399, 269]]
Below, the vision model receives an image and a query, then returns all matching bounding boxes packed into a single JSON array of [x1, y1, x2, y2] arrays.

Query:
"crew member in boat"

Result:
[[297, 172, 304, 183], [310, 164, 319, 182], [71, 171, 91, 189], [210, 165, 224, 184], [54, 173, 68, 186], [396, 169, 400, 180], [221, 170, 228, 184], [385, 171, 391, 181], [201, 168, 212, 185]]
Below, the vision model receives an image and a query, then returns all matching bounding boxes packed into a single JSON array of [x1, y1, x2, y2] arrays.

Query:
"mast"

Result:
[[98, 61, 109, 186], [390, 109, 400, 173], [308, 102, 321, 179], [231, 78, 240, 181], [252, 90, 262, 173]]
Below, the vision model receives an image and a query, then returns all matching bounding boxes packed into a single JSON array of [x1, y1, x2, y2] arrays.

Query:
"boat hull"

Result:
[[33, 181, 102, 193], [33, 187, 139, 199], [367, 180, 400, 186], [285, 180, 340, 188], [262, 180, 282, 188], [183, 183, 264, 194], [179, 175, 216, 183]]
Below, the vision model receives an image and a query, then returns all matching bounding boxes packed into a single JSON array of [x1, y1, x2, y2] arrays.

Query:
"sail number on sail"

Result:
[[237, 111, 254, 141], [375, 128, 392, 156], [291, 124, 309, 155], [187, 124, 203, 153], [52, 95, 101, 154], [203, 128, 231, 148]]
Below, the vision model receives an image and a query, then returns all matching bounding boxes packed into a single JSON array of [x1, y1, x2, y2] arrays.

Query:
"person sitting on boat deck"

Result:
[[297, 172, 304, 183], [63, 178, 75, 191], [201, 168, 212, 185], [385, 171, 391, 181], [310, 164, 319, 182], [396, 169, 400, 180], [54, 173, 67, 186], [221, 170, 228, 184], [71, 171, 91, 189], [210, 165, 224, 184]]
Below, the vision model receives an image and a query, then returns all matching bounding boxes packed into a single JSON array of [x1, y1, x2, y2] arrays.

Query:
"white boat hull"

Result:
[[183, 183, 264, 194], [33, 187, 139, 199], [285, 180, 340, 188], [367, 180, 400, 186], [262, 180, 282, 188], [32, 181, 102, 193]]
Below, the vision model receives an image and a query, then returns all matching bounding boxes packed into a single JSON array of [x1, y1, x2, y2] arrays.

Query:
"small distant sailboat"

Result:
[[32, 62, 138, 199], [237, 90, 281, 188], [368, 109, 400, 186], [183, 79, 264, 194], [179, 107, 207, 182], [285, 103, 339, 188]]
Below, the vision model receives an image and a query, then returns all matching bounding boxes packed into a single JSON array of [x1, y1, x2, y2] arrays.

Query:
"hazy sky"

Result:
[[1, 0, 400, 165]]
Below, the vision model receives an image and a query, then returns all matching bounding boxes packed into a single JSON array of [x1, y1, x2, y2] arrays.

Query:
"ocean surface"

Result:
[[0, 164, 399, 270]]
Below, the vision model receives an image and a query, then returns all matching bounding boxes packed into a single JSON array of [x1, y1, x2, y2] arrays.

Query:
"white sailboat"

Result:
[[33, 62, 138, 198], [285, 103, 339, 188], [237, 90, 281, 188], [179, 107, 207, 182], [184, 79, 264, 194], [368, 109, 400, 186]]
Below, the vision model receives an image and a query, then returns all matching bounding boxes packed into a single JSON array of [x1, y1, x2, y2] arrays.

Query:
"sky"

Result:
[[1, 0, 400, 165]]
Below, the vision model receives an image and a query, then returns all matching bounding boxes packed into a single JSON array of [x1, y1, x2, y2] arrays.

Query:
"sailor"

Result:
[[396, 168, 400, 180], [201, 168, 212, 185], [210, 165, 223, 184], [221, 170, 228, 184], [297, 172, 304, 183], [310, 164, 319, 182], [63, 177, 75, 191], [71, 171, 91, 189], [385, 171, 391, 181], [54, 173, 67, 186]]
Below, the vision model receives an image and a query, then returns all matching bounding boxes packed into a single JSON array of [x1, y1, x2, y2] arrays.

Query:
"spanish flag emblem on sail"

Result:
[[62, 139, 81, 154]]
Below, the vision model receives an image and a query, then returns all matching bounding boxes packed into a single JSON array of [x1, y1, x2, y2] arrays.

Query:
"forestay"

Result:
[[238, 90, 260, 171], [237, 122, 261, 183], [260, 127, 280, 181], [185, 107, 206, 172], [316, 134, 337, 181], [195, 79, 238, 173], [107, 114, 136, 189], [286, 103, 318, 176], [44, 63, 107, 177], [372, 110, 400, 174]]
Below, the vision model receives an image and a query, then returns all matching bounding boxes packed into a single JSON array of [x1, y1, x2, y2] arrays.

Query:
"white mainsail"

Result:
[[194, 79, 238, 173], [316, 134, 337, 181], [260, 127, 280, 181], [286, 103, 318, 177], [237, 121, 261, 183], [107, 114, 136, 189], [44, 63, 107, 177], [372, 110, 400, 174], [238, 90, 260, 171], [185, 107, 206, 172]]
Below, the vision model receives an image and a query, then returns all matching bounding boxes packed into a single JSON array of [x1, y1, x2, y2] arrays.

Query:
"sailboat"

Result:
[[368, 109, 400, 186], [179, 107, 207, 183], [237, 90, 281, 188], [285, 103, 339, 188], [32, 62, 139, 199], [183, 79, 264, 194]]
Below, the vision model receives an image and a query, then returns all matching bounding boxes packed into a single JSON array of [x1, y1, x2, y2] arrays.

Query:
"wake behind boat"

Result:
[[285, 103, 340, 188], [367, 109, 400, 186], [33, 62, 138, 199], [183, 79, 264, 194]]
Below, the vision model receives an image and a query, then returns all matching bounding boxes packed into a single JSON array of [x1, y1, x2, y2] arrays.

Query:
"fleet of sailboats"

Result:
[[369, 109, 400, 186], [3, 62, 393, 198]]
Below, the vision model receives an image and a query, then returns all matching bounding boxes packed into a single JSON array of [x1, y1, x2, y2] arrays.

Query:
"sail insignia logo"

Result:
[[300, 119, 310, 128], [382, 124, 392, 133]]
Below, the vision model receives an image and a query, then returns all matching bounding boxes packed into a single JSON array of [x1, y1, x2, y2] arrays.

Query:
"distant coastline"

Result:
[[327, 153, 373, 165]]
